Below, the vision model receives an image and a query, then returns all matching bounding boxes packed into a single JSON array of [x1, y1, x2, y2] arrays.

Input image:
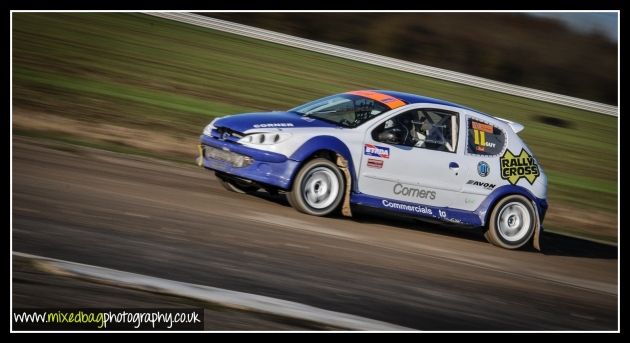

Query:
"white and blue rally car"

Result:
[[198, 90, 548, 249]]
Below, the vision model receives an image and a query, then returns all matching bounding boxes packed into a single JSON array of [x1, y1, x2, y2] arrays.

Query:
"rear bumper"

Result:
[[198, 135, 299, 190]]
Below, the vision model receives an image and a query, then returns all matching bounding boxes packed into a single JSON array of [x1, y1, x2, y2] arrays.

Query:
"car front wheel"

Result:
[[287, 158, 345, 216], [485, 195, 536, 249]]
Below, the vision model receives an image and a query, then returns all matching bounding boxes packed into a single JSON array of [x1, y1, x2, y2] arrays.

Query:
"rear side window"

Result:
[[466, 117, 506, 155]]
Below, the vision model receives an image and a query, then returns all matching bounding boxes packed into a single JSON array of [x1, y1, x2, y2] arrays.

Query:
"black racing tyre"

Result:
[[485, 194, 536, 249], [286, 158, 345, 216]]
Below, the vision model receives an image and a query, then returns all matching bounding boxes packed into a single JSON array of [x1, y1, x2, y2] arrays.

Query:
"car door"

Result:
[[451, 113, 510, 211], [358, 105, 465, 209]]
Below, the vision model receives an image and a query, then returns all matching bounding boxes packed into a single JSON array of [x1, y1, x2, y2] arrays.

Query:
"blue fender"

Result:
[[289, 136, 358, 192], [475, 185, 548, 226]]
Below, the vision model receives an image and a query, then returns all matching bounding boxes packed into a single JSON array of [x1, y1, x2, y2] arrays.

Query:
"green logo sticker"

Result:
[[500, 149, 540, 185]]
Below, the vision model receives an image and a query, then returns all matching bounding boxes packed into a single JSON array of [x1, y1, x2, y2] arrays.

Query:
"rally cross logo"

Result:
[[500, 149, 540, 185]]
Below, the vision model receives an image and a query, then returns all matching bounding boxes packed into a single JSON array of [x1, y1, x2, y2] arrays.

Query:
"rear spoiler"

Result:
[[496, 117, 524, 134]]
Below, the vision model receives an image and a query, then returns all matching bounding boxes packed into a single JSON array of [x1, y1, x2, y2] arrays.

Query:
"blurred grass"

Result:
[[12, 13, 617, 242], [13, 128, 194, 165]]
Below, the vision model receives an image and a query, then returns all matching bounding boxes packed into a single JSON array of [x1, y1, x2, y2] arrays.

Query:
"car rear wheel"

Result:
[[485, 195, 535, 249], [287, 158, 345, 216]]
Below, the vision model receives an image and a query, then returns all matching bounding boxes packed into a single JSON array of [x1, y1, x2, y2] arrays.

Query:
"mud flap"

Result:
[[336, 154, 352, 217], [196, 145, 203, 167], [532, 199, 542, 251]]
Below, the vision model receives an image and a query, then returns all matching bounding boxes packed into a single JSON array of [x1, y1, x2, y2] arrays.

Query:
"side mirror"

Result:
[[378, 130, 402, 145]]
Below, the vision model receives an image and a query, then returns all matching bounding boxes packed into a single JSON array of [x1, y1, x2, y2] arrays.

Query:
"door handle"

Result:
[[449, 162, 460, 172]]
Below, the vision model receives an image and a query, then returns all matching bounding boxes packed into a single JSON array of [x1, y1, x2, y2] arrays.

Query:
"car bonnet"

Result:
[[213, 111, 338, 133]]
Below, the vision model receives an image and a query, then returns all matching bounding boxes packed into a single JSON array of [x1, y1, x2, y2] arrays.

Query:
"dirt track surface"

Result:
[[12, 137, 617, 330]]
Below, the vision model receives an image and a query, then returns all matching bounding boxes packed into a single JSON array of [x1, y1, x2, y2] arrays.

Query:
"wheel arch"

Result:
[[475, 185, 547, 228], [288, 136, 358, 192]]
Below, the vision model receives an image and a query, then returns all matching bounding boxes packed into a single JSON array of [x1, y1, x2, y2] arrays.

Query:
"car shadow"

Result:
[[351, 209, 618, 259], [247, 189, 292, 207], [538, 231, 617, 259], [243, 191, 617, 259]]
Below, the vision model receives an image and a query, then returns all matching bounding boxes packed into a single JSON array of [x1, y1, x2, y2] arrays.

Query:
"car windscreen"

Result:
[[289, 94, 392, 128]]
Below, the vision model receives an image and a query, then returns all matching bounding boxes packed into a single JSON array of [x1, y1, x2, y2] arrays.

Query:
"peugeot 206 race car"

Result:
[[198, 90, 548, 250]]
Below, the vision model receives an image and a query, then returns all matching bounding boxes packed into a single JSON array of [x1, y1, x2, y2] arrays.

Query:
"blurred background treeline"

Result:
[[207, 12, 617, 104]]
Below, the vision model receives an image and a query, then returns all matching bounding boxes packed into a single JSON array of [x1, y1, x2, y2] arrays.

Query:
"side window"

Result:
[[466, 117, 506, 155], [372, 108, 459, 153]]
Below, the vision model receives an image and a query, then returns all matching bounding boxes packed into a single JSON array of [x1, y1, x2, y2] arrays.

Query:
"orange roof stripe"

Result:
[[346, 90, 406, 109]]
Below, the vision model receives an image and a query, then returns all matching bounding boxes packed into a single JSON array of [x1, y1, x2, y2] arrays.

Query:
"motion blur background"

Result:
[[209, 12, 618, 104], [11, 11, 619, 331], [12, 12, 618, 243]]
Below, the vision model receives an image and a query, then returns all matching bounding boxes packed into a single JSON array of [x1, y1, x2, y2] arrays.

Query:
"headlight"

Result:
[[238, 132, 291, 145], [203, 118, 218, 136]]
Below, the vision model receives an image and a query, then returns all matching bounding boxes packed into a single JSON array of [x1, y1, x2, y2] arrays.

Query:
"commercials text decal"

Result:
[[382, 200, 433, 215]]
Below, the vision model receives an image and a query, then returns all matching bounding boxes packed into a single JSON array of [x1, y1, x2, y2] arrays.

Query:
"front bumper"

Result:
[[198, 135, 299, 190]]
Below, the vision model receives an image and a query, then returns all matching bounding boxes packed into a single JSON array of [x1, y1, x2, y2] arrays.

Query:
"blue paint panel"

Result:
[[289, 136, 358, 192], [199, 135, 297, 189], [474, 185, 548, 226], [350, 193, 483, 227], [214, 111, 336, 133], [203, 158, 299, 190], [350, 185, 547, 228]]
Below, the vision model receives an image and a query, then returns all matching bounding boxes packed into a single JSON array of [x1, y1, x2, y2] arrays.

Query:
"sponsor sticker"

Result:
[[381, 200, 433, 215], [438, 209, 463, 223], [380, 97, 399, 104], [364, 144, 390, 159], [367, 158, 384, 169], [379, 199, 463, 224], [472, 121, 493, 133], [346, 90, 406, 109], [477, 161, 490, 177], [467, 118, 506, 156], [253, 123, 295, 128], [466, 179, 496, 190], [472, 121, 497, 152], [393, 183, 436, 200], [500, 149, 540, 185]]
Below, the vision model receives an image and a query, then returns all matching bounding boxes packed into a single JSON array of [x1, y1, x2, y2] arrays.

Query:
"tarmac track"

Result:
[[11, 137, 618, 330]]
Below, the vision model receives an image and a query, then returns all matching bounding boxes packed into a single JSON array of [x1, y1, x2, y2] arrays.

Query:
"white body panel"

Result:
[[215, 103, 547, 211]]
